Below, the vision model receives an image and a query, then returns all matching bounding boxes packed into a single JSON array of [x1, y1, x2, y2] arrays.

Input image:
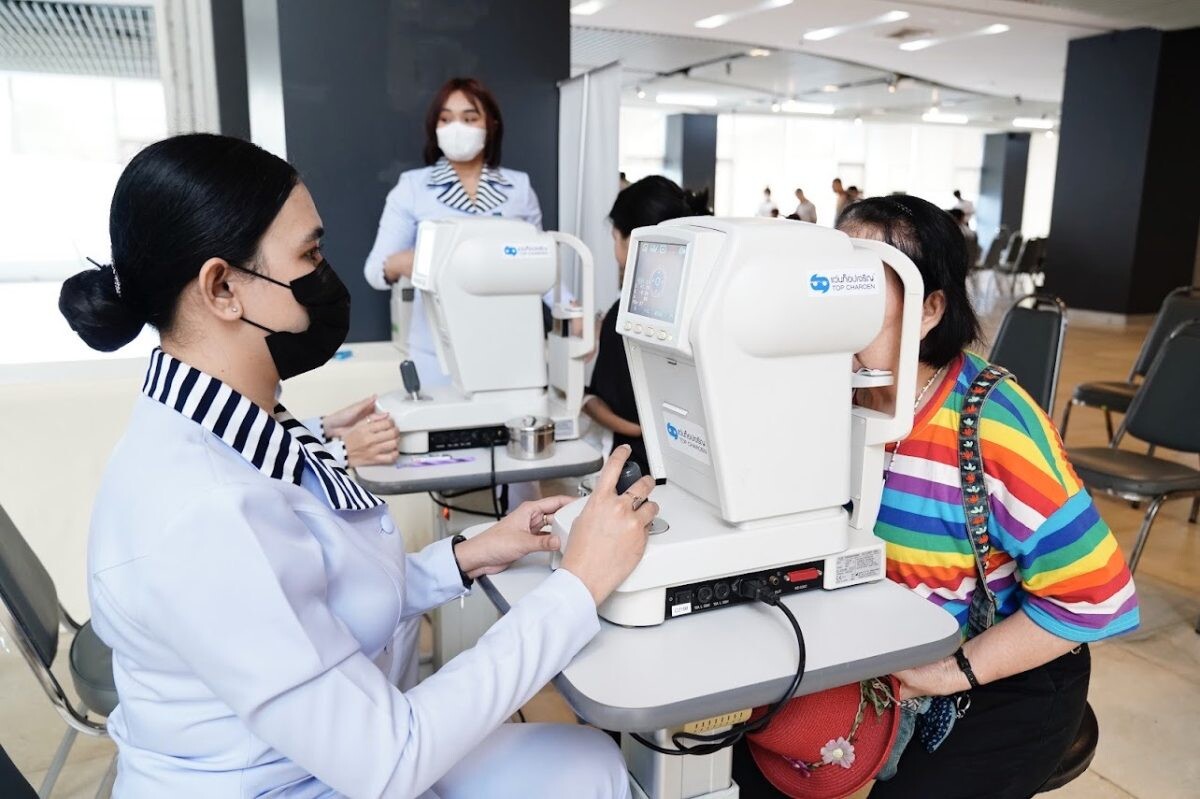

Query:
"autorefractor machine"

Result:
[[377, 218, 595, 454], [551, 217, 924, 627]]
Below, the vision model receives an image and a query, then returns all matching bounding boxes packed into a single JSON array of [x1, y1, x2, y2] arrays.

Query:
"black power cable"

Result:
[[630, 580, 806, 756]]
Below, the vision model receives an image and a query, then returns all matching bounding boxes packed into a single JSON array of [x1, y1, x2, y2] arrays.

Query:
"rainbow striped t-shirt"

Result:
[[877, 351, 1139, 641]]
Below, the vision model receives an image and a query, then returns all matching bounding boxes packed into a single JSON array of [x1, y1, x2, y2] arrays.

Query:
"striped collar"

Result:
[[141, 348, 384, 512], [426, 157, 512, 214]]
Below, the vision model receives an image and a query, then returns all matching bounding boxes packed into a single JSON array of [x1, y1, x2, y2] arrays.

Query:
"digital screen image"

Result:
[[628, 241, 687, 323]]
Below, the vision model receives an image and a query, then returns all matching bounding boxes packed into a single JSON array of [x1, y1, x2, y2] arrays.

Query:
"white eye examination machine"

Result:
[[377, 218, 595, 454], [552, 218, 924, 627]]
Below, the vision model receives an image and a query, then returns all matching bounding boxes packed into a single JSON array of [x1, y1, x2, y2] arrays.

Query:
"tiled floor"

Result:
[[2, 286, 1197, 798]]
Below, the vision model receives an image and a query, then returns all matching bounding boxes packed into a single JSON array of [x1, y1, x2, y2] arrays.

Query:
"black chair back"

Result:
[[1123, 320, 1200, 454], [1015, 237, 1044, 273], [1001, 232, 1024, 266], [989, 294, 1067, 412], [1130, 287, 1200, 379], [0, 742, 36, 799], [981, 228, 1011, 268], [0, 505, 60, 668]]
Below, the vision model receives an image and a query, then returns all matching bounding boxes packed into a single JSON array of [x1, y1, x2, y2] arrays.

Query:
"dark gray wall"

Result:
[[1045, 27, 1200, 314], [975, 132, 1029, 255], [210, 0, 251, 139], [267, 0, 569, 342], [664, 113, 717, 207]]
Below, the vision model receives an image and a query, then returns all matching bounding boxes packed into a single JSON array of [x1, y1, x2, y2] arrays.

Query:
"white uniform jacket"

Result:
[[87, 349, 599, 798]]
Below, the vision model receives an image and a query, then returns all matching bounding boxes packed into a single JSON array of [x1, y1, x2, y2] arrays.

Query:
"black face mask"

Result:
[[235, 261, 351, 380]]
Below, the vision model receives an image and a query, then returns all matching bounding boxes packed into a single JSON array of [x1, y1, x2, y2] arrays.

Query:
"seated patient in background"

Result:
[[584, 176, 702, 476]]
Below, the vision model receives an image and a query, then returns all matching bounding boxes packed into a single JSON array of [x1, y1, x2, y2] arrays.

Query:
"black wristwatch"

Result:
[[954, 646, 980, 689], [450, 534, 474, 589]]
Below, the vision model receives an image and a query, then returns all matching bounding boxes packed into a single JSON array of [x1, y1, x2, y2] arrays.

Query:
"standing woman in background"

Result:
[[363, 77, 542, 385]]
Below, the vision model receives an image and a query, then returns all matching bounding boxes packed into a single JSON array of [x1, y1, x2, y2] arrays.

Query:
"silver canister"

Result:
[[505, 415, 556, 460]]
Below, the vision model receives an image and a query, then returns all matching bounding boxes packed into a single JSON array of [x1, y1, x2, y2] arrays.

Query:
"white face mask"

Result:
[[437, 121, 486, 163]]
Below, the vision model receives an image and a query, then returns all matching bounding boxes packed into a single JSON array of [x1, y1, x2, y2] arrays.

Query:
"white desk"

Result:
[[355, 439, 604, 496], [356, 441, 603, 668], [469, 532, 961, 799]]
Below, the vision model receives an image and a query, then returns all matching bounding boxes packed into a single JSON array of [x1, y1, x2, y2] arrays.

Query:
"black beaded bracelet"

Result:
[[954, 646, 980, 689], [450, 534, 474, 589]]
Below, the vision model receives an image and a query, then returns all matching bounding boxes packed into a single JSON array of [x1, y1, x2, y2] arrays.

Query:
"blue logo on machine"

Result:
[[809, 273, 831, 294], [503, 246, 518, 256], [666, 422, 680, 440]]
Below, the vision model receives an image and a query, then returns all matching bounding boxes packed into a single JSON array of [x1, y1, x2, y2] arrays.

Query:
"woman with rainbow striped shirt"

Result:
[[737, 195, 1138, 799], [857, 195, 1138, 797]]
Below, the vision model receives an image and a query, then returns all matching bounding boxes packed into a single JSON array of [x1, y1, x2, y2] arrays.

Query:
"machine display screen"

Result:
[[628, 241, 687, 323]]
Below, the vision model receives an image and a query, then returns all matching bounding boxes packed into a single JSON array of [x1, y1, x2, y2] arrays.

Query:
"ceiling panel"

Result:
[[0, 1, 157, 80]]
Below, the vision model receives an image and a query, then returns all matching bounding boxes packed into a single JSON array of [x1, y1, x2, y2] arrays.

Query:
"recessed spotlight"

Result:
[[900, 22, 1011, 51], [770, 101, 782, 112], [854, 116, 864, 125], [822, 84, 839, 92], [748, 48, 772, 57], [635, 87, 646, 100], [982, 24, 1010, 35], [900, 38, 936, 51]]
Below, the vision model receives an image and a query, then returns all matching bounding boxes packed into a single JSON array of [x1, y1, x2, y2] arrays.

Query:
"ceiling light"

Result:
[[695, 13, 732, 28], [1013, 116, 1054, 129], [854, 116, 863, 125], [781, 100, 835, 115], [803, 9, 910, 41], [696, 0, 793, 29], [570, 1, 605, 15], [900, 22, 1011, 52], [822, 84, 839, 92], [922, 110, 968, 124], [656, 92, 719, 107], [770, 101, 782, 112], [747, 48, 772, 57], [635, 86, 646, 100]]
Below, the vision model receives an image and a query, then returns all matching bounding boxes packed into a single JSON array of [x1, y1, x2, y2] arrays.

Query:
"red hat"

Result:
[[746, 677, 901, 799]]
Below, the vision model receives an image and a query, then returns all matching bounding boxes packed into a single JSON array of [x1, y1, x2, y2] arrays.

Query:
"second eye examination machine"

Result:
[[553, 217, 924, 627]]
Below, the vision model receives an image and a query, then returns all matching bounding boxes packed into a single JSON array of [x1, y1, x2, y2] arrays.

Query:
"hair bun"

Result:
[[59, 266, 145, 352]]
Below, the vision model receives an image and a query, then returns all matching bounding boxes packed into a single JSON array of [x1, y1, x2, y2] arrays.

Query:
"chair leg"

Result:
[[1128, 496, 1167, 574], [39, 722, 79, 798], [1104, 409, 1115, 442], [1189, 497, 1198, 525], [1060, 401, 1074, 441], [94, 755, 116, 799]]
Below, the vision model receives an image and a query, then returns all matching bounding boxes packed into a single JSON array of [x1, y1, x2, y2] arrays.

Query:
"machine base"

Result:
[[552, 484, 886, 626]]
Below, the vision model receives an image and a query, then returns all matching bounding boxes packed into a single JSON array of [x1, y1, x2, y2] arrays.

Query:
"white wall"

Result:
[[1021, 131, 1059, 238], [617, 106, 667, 183]]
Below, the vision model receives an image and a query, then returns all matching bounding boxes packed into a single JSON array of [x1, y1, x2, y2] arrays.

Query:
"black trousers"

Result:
[[732, 646, 1091, 799]]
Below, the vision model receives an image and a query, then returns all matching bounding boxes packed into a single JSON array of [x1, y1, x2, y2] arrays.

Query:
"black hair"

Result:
[[947, 208, 966, 222], [608, 175, 704, 237], [953, 189, 963, 199], [59, 134, 299, 352], [836, 194, 981, 368]]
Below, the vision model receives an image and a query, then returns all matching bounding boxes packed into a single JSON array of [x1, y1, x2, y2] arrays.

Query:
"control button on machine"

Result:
[[657, 331, 667, 340], [634, 324, 643, 333], [624, 322, 632, 331], [646, 326, 655, 336]]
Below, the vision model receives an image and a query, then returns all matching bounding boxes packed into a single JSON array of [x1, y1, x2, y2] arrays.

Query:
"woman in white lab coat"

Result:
[[58, 133, 658, 798], [363, 77, 543, 385]]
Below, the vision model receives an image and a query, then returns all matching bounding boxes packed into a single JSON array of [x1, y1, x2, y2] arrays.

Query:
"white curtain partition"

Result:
[[558, 63, 622, 314]]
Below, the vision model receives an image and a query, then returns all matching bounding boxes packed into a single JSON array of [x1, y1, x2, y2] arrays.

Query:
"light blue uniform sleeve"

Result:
[[364, 172, 420, 291], [131, 484, 600, 798], [515, 172, 543, 231], [402, 536, 471, 620]]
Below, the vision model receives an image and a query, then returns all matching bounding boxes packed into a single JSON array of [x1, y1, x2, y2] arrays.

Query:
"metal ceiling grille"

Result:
[[0, 1, 158, 79]]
